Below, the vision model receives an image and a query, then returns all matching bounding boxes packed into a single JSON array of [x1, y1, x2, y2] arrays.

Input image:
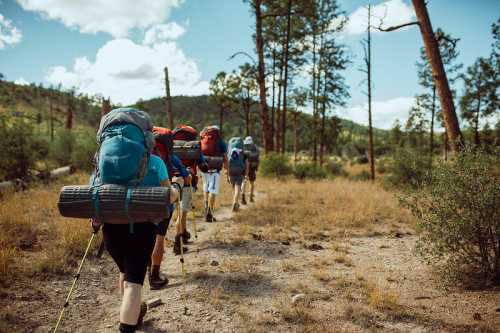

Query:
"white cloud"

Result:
[[345, 0, 415, 35], [340, 96, 415, 129], [45, 36, 209, 105], [17, 0, 183, 37], [0, 14, 22, 49], [143, 22, 186, 45], [14, 77, 30, 85]]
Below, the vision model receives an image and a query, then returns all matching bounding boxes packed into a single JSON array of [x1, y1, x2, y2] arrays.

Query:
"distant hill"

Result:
[[0, 80, 387, 153]]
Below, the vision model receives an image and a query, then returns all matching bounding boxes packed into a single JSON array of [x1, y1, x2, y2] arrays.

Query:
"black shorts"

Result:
[[248, 168, 257, 182], [103, 223, 156, 285]]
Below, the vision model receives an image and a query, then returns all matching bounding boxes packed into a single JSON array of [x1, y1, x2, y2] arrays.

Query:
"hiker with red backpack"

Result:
[[227, 137, 248, 212], [148, 126, 190, 289], [200, 125, 228, 221], [90, 108, 180, 333], [171, 124, 209, 255], [242, 136, 259, 204]]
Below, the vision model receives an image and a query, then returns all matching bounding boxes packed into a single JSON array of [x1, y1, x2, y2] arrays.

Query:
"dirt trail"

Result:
[[9, 187, 500, 333]]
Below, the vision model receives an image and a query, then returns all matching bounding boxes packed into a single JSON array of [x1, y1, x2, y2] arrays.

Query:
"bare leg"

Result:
[[120, 281, 142, 325], [250, 181, 255, 199], [151, 235, 164, 267], [119, 272, 125, 296]]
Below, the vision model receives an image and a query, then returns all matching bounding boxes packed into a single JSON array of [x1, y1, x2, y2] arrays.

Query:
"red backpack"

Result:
[[200, 126, 222, 157], [172, 125, 200, 170], [152, 126, 174, 179], [173, 125, 198, 141]]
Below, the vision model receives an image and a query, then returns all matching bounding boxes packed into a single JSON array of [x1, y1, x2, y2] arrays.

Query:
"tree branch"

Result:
[[377, 21, 420, 32]]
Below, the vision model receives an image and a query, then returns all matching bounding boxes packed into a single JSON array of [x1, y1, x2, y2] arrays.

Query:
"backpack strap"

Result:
[[125, 188, 134, 234]]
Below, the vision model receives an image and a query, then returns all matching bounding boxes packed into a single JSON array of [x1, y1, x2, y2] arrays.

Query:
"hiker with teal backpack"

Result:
[[90, 108, 180, 333], [227, 137, 248, 212], [242, 136, 259, 204]]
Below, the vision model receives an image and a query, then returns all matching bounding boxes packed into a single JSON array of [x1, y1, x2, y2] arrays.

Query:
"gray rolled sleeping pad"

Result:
[[96, 107, 155, 152], [58, 185, 172, 224]]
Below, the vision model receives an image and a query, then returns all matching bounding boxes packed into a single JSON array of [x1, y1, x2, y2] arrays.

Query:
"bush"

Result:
[[351, 170, 371, 181], [405, 148, 500, 285], [71, 130, 97, 171], [293, 163, 327, 180], [0, 115, 48, 180], [259, 153, 292, 178], [49, 130, 76, 165], [377, 159, 387, 174], [384, 148, 429, 189], [352, 155, 369, 165], [326, 160, 347, 177]]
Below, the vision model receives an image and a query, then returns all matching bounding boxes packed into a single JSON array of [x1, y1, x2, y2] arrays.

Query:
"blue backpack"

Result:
[[227, 137, 245, 177], [95, 108, 155, 186]]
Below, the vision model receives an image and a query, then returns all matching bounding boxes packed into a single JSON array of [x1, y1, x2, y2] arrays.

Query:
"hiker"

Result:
[[171, 124, 209, 255], [200, 125, 228, 222], [241, 136, 259, 204], [91, 108, 180, 333], [227, 137, 248, 212], [149, 126, 190, 289]]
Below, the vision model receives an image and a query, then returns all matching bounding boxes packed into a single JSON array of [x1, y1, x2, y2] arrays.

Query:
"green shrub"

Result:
[[71, 130, 97, 171], [259, 153, 292, 178], [352, 155, 369, 164], [384, 148, 429, 189], [351, 170, 371, 181], [49, 130, 76, 165], [0, 115, 47, 180], [293, 163, 327, 180], [326, 160, 347, 177], [405, 148, 500, 285], [377, 159, 387, 174]]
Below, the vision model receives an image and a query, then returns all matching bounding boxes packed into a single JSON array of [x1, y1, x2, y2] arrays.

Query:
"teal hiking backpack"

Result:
[[95, 108, 155, 186], [227, 137, 245, 177]]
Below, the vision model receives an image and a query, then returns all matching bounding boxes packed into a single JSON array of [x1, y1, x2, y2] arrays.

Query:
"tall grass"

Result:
[[0, 172, 98, 284]]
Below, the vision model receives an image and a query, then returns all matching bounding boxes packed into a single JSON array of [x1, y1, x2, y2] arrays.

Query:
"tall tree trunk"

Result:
[[219, 105, 224, 133], [65, 102, 73, 130], [281, 0, 292, 155], [367, 5, 375, 181], [276, 63, 284, 152], [271, 47, 277, 150], [164, 66, 173, 129], [444, 129, 449, 161], [429, 84, 436, 168], [311, 15, 318, 163], [320, 100, 326, 166], [412, 0, 463, 152], [293, 111, 298, 163], [474, 86, 482, 146], [245, 99, 251, 137], [254, 0, 272, 152]]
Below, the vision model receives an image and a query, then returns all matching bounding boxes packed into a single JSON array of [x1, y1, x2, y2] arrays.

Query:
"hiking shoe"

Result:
[[241, 194, 247, 205], [182, 231, 191, 244], [250, 195, 255, 203], [149, 272, 169, 290], [173, 235, 188, 255], [232, 202, 240, 212], [205, 210, 213, 223], [137, 301, 147, 327]]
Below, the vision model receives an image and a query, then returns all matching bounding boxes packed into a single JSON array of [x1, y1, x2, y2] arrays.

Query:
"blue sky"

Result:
[[0, 0, 498, 128]]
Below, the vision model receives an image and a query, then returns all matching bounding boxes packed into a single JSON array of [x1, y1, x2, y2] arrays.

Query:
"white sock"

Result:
[[120, 281, 142, 325]]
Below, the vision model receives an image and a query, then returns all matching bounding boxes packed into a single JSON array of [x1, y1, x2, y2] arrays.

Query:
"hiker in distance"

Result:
[[200, 125, 228, 221], [227, 136, 248, 212], [148, 126, 190, 289], [171, 124, 209, 255], [91, 108, 180, 333], [241, 136, 259, 204]]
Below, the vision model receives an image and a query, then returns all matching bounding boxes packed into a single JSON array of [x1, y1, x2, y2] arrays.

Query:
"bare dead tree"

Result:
[[164, 66, 173, 129], [377, 0, 463, 152]]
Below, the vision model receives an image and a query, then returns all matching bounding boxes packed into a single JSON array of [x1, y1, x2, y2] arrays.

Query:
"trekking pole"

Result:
[[177, 198, 189, 315], [53, 229, 98, 333], [189, 185, 198, 241]]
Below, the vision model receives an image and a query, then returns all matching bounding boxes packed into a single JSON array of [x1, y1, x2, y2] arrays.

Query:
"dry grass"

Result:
[[366, 282, 401, 311], [232, 177, 414, 242], [0, 172, 99, 283]]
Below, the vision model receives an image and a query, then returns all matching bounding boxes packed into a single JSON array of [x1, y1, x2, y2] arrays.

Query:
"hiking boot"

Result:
[[182, 231, 191, 244], [149, 272, 169, 290], [137, 301, 147, 326], [241, 194, 247, 205], [232, 202, 240, 212], [250, 194, 255, 203], [173, 235, 188, 255]]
